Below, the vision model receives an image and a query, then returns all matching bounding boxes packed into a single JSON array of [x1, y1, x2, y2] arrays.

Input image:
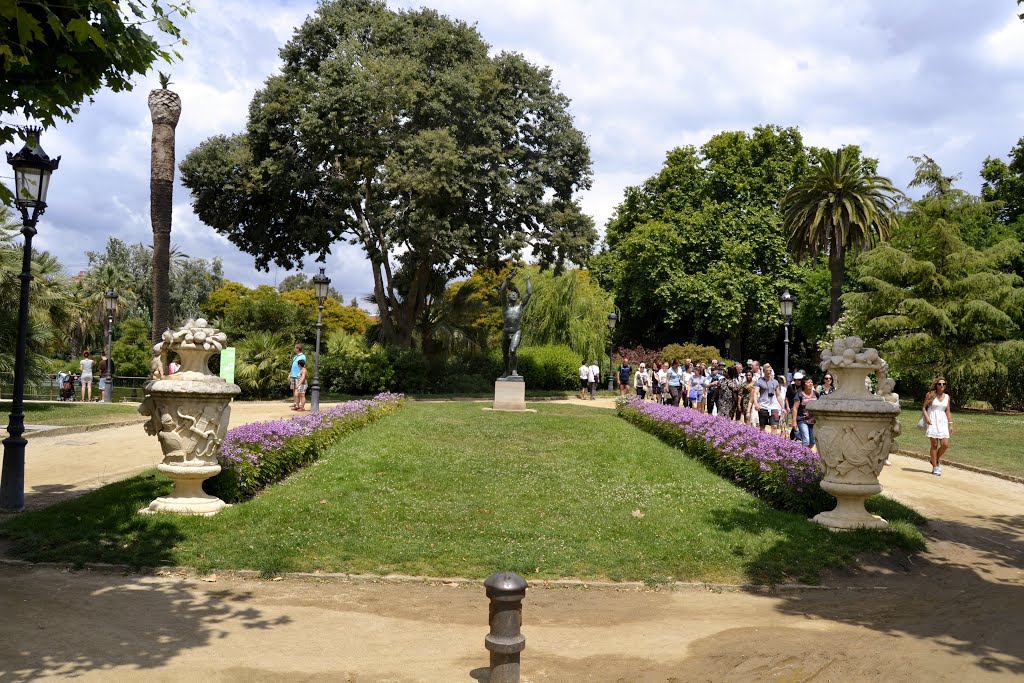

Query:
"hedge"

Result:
[[617, 397, 831, 515], [206, 392, 405, 503]]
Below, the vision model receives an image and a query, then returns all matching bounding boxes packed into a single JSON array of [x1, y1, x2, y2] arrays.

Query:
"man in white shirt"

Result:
[[579, 360, 590, 400], [588, 360, 600, 400]]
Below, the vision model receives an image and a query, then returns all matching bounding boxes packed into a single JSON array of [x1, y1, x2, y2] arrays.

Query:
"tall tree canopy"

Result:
[[782, 146, 902, 325], [0, 0, 192, 203], [180, 0, 594, 348], [845, 157, 1024, 404], [592, 125, 807, 360], [981, 137, 1024, 243]]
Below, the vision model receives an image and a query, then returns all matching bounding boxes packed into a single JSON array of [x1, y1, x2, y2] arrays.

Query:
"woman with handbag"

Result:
[[792, 375, 819, 449], [922, 376, 953, 476]]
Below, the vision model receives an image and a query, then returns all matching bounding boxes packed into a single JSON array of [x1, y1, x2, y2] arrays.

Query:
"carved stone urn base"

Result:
[[139, 463, 228, 517], [811, 481, 888, 530]]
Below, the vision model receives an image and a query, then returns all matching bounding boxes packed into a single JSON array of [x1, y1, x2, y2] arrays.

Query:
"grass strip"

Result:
[[0, 402, 924, 585]]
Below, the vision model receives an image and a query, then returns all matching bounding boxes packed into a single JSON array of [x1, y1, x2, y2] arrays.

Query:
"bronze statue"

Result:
[[497, 267, 532, 379]]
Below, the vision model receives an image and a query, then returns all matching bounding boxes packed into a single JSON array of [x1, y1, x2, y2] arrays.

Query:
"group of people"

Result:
[[56, 350, 115, 402], [608, 357, 839, 450], [611, 356, 956, 471]]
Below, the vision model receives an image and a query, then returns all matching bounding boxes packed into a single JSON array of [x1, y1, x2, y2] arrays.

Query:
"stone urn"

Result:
[[138, 319, 240, 516], [809, 337, 900, 530]]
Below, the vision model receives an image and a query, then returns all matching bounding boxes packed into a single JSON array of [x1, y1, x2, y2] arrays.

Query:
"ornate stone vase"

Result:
[[809, 337, 900, 530], [138, 319, 240, 516]]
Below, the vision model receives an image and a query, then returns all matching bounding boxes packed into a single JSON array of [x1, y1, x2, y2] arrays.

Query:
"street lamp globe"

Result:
[[104, 289, 118, 313], [312, 267, 331, 304], [607, 308, 617, 330], [6, 126, 61, 224], [779, 286, 795, 320]]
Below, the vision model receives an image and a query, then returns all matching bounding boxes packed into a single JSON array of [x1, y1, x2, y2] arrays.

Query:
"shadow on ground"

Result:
[[1, 473, 178, 567], [714, 502, 1024, 676], [0, 568, 291, 681]]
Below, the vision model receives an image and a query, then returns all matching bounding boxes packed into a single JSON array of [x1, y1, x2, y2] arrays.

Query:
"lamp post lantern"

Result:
[[607, 308, 618, 392], [103, 289, 117, 403], [1, 127, 60, 512], [779, 286, 796, 381], [724, 337, 731, 361], [311, 267, 331, 411]]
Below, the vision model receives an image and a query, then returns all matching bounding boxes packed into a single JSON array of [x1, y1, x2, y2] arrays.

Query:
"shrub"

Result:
[[660, 343, 722, 366], [207, 392, 405, 502], [617, 398, 830, 515], [517, 344, 579, 390], [321, 333, 395, 395], [614, 344, 661, 369]]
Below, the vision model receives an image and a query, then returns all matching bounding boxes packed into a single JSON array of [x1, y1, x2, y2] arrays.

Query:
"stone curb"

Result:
[[0, 557, 889, 592], [25, 418, 146, 440], [895, 449, 1024, 485]]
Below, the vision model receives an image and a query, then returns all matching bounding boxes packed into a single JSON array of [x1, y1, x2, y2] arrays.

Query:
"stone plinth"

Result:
[[492, 378, 527, 412]]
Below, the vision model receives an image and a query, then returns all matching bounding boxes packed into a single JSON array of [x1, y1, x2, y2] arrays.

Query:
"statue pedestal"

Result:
[[492, 378, 527, 412]]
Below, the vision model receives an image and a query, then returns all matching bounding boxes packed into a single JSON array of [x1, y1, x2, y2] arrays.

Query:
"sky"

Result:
[[8, 1, 1024, 305]]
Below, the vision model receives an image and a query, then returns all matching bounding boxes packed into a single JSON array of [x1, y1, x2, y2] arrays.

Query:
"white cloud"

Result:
[[10, 0, 1024, 305]]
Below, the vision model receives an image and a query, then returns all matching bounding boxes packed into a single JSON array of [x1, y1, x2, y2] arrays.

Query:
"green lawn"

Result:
[[0, 402, 923, 585], [0, 401, 141, 427], [897, 407, 1024, 479]]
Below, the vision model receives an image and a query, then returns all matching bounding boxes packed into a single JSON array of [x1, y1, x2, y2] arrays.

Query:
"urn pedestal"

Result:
[[810, 339, 900, 530], [139, 319, 240, 516]]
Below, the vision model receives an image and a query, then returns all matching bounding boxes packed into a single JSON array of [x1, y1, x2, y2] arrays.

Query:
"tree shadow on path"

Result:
[[711, 505, 1024, 676], [0, 567, 292, 682]]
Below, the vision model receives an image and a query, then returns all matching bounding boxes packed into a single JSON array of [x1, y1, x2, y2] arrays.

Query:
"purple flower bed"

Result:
[[617, 398, 831, 514], [207, 393, 405, 503]]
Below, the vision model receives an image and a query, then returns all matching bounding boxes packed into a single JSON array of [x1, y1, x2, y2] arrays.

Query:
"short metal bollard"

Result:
[[484, 571, 528, 683]]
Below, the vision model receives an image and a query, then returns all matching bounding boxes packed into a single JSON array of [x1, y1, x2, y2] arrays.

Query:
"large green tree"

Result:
[[0, 0, 192, 204], [846, 158, 1024, 405], [180, 0, 594, 349], [593, 125, 807, 361], [782, 146, 902, 325]]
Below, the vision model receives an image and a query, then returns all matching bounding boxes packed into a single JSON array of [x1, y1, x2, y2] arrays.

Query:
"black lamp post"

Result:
[[724, 337, 731, 361], [103, 289, 117, 403], [311, 267, 330, 411], [606, 307, 617, 392], [1, 127, 60, 512], [779, 286, 796, 381]]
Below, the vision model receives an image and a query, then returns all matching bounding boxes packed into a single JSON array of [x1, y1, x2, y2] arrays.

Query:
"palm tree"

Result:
[[782, 147, 903, 324], [149, 71, 182, 343]]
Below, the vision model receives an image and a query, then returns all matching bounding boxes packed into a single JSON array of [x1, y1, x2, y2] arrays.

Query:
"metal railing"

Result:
[[1, 375, 151, 403]]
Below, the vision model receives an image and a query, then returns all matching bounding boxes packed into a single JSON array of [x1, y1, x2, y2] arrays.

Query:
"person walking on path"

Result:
[[792, 375, 819, 449], [754, 365, 787, 435], [666, 359, 684, 406], [633, 362, 651, 400], [578, 360, 590, 400], [923, 376, 953, 476], [588, 360, 600, 400], [79, 350, 94, 402], [295, 359, 308, 411], [617, 358, 632, 397], [289, 344, 306, 410]]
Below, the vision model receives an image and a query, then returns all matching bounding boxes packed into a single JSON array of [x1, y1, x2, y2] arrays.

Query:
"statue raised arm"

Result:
[[497, 267, 528, 379]]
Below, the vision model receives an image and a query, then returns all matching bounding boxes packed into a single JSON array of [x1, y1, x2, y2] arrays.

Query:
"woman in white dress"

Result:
[[79, 350, 95, 402], [922, 376, 953, 476]]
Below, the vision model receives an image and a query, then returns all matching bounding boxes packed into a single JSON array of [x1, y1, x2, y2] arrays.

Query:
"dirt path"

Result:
[[1, 402, 1022, 680]]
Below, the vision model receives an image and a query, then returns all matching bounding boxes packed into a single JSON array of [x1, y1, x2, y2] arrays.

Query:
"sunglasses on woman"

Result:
[[937, 382, 946, 386]]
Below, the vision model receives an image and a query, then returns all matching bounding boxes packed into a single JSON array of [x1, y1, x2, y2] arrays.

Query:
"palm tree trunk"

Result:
[[829, 241, 845, 325], [148, 87, 182, 344]]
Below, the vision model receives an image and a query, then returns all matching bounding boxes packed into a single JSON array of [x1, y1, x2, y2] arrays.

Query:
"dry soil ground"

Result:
[[0, 399, 1021, 681]]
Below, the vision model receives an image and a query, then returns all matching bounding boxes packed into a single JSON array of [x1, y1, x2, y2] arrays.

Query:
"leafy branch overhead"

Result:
[[0, 0, 194, 204], [180, 0, 596, 348]]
